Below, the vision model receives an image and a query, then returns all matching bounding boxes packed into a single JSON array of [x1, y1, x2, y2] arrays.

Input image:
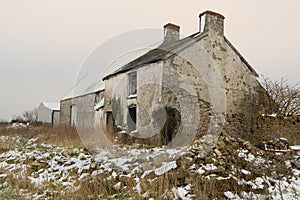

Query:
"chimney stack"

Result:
[[163, 23, 180, 45], [199, 11, 225, 36]]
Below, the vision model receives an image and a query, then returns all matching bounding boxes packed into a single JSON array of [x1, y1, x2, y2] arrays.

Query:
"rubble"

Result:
[[0, 133, 300, 199]]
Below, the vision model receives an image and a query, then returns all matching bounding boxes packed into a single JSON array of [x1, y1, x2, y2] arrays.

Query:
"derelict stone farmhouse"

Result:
[[60, 11, 273, 145]]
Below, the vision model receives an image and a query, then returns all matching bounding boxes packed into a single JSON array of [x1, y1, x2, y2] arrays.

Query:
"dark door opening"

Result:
[[106, 112, 114, 133], [162, 106, 181, 145], [128, 106, 136, 132]]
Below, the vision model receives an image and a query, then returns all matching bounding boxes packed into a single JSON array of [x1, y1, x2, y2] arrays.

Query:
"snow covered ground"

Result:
[[1, 135, 300, 199]]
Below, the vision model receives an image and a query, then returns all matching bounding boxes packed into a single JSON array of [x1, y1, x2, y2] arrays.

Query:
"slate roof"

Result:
[[103, 31, 259, 80], [103, 31, 204, 80]]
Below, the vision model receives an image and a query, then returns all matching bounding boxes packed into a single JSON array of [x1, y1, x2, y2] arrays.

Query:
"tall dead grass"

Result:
[[0, 123, 82, 147]]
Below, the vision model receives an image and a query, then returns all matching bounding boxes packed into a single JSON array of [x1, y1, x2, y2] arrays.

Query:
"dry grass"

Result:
[[0, 165, 234, 200], [0, 123, 82, 147], [0, 169, 37, 200], [1, 121, 293, 199], [55, 174, 140, 200]]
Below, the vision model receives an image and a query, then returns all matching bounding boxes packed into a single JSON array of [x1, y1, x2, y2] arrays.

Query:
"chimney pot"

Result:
[[163, 23, 180, 45], [199, 10, 225, 36]]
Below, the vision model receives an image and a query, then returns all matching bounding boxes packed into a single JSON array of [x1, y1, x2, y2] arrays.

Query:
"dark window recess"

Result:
[[128, 72, 137, 95], [128, 106, 136, 132], [95, 91, 100, 104]]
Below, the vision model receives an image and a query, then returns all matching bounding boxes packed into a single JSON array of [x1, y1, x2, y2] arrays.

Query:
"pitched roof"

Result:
[[61, 80, 105, 101], [61, 47, 147, 101], [41, 102, 60, 111], [103, 32, 259, 80], [103, 31, 205, 80]]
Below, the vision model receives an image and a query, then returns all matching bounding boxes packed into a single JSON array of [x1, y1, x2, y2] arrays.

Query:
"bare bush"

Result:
[[22, 108, 37, 122], [262, 77, 300, 116], [11, 115, 25, 123]]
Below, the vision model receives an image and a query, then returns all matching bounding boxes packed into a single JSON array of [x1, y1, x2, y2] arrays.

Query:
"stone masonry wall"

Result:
[[160, 27, 273, 142], [60, 93, 96, 128]]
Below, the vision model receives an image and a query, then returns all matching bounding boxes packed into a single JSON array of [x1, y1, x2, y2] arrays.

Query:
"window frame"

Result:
[[128, 71, 137, 96]]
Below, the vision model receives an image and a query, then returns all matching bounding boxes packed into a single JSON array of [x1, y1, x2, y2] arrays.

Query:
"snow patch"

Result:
[[154, 161, 177, 176]]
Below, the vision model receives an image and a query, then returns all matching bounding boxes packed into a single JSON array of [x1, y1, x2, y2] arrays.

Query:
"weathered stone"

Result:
[[184, 156, 193, 163], [30, 161, 47, 169], [32, 172, 39, 178], [217, 140, 226, 150], [55, 173, 61, 180], [205, 157, 215, 165], [214, 166, 226, 175], [203, 134, 218, 146], [185, 151, 195, 158], [214, 149, 222, 157], [243, 141, 252, 150], [153, 153, 169, 167], [61, 177, 69, 182], [292, 160, 300, 169], [140, 162, 152, 172], [137, 154, 148, 163], [237, 138, 245, 145], [6, 159, 15, 164], [225, 137, 231, 143], [123, 166, 134, 175], [90, 162, 98, 170], [193, 139, 203, 145], [232, 141, 239, 149]]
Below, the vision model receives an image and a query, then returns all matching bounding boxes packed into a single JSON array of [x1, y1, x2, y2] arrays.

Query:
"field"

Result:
[[1, 122, 300, 199]]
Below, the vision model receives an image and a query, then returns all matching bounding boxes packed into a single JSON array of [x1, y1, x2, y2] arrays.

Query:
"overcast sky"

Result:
[[0, 0, 299, 121]]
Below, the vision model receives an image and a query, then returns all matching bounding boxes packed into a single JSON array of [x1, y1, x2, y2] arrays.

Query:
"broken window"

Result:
[[128, 72, 137, 96], [94, 91, 104, 110], [128, 105, 136, 132]]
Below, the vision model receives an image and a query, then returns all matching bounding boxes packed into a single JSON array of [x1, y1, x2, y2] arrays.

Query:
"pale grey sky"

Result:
[[0, 0, 299, 120]]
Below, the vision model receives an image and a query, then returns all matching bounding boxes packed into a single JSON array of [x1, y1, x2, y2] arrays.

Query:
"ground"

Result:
[[1, 122, 300, 199]]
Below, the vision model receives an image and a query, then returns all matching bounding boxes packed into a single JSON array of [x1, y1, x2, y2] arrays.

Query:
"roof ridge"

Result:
[[103, 31, 205, 80]]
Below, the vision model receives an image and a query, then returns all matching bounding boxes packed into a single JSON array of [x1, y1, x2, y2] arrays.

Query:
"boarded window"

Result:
[[128, 72, 137, 96], [70, 105, 77, 126], [128, 106, 136, 132]]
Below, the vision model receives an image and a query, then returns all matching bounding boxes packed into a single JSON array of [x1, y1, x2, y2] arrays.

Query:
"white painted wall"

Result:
[[37, 102, 60, 124], [104, 62, 163, 132], [37, 103, 52, 123]]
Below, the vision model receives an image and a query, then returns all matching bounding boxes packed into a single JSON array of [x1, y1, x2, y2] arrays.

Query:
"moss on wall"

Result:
[[111, 96, 123, 127]]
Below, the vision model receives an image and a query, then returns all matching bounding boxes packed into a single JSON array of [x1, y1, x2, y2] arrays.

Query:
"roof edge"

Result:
[[103, 32, 208, 81], [61, 89, 105, 102], [224, 36, 259, 77], [102, 58, 163, 81]]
